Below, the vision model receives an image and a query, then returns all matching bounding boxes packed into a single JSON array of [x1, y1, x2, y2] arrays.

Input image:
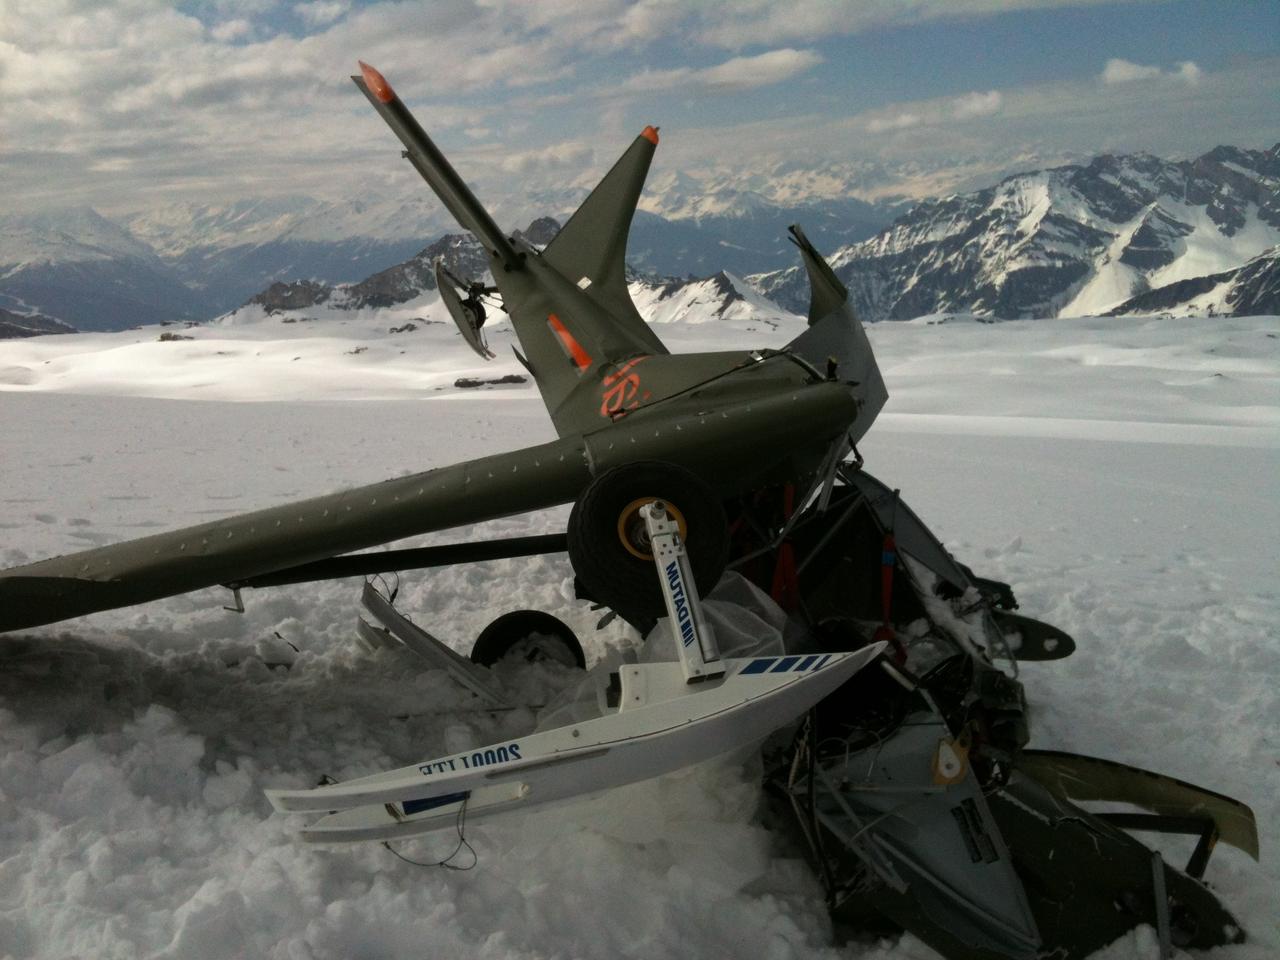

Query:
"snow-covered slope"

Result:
[[753, 145, 1280, 320], [1106, 244, 1280, 317], [0, 208, 211, 330], [0, 313, 1276, 959]]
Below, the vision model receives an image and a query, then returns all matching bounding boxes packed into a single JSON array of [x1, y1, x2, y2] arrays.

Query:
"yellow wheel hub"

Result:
[[616, 497, 688, 560]]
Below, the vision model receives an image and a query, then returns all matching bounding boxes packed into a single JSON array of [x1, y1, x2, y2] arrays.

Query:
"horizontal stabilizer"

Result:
[[353, 62, 520, 271]]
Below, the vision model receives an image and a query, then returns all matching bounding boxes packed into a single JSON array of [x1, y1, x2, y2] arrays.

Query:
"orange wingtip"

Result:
[[641, 125, 659, 145], [358, 61, 395, 103]]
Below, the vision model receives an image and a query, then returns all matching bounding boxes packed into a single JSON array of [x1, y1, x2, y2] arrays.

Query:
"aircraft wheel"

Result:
[[568, 461, 728, 630], [470, 610, 585, 669]]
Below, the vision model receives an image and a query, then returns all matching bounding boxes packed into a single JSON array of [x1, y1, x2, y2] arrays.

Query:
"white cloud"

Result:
[[694, 0, 1163, 48], [293, 1, 348, 28], [621, 48, 822, 95], [497, 142, 594, 175], [0, 0, 1271, 220], [210, 19, 253, 42], [1102, 58, 1203, 85], [953, 90, 1003, 119], [700, 49, 824, 91], [1102, 58, 1163, 84], [863, 89, 1003, 132], [867, 112, 921, 133]]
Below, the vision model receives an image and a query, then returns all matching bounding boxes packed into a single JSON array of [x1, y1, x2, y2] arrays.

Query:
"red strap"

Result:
[[874, 532, 907, 661], [770, 485, 800, 610]]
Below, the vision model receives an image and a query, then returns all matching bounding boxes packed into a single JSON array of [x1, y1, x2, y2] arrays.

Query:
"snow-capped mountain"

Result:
[[221, 216, 792, 337], [523, 171, 895, 279], [0, 208, 212, 331], [0, 189, 889, 332], [226, 220, 555, 320], [121, 196, 451, 315], [1106, 244, 1280, 317], [9, 145, 1277, 333], [753, 145, 1280, 320]]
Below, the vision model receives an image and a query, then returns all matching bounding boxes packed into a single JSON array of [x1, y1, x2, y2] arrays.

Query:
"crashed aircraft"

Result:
[[0, 61, 1257, 960]]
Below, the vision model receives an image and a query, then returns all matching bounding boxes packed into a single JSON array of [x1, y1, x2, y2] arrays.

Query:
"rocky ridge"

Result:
[[0, 308, 77, 339]]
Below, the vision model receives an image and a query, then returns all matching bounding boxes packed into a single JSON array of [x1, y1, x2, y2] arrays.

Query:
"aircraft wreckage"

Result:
[[0, 62, 1258, 959]]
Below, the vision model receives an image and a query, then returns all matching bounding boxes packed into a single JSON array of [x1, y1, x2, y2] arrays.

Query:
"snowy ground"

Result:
[[0, 311, 1277, 959]]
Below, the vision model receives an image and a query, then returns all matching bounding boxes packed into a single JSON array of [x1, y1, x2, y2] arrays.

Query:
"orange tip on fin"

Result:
[[358, 61, 395, 103]]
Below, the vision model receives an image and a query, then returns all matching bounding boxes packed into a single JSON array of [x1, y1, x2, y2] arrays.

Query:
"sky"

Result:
[[1, 0, 1278, 216]]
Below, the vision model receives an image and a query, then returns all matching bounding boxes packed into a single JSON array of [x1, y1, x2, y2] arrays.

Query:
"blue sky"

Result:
[[3, 0, 1277, 214]]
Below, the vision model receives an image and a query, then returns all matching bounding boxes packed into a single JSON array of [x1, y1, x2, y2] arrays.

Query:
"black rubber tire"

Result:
[[567, 460, 728, 630], [470, 609, 586, 669]]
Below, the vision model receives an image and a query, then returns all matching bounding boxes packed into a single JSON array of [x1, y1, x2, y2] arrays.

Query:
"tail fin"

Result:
[[784, 225, 887, 444], [541, 127, 667, 356]]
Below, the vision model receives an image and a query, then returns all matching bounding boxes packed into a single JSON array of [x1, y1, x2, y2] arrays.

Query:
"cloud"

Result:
[[952, 90, 1003, 119], [867, 112, 921, 133], [700, 49, 824, 91], [210, 19, 253, 42], [497, 142, 594, 175], [1102, 58, 1202, 85], [0, 0, 1272, 221], [1176, 61, 1202, 85], [621, 48, 823, 95], [693, 0, 1162, 48], [293, 2, 348, 28], [864, 89, 1003, 132]]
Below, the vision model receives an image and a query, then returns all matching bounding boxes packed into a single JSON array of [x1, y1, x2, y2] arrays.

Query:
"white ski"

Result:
[[266, 644, 883, 842]]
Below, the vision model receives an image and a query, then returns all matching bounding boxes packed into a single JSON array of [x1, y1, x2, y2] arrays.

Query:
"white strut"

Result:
[[641, 500, 723, 683]]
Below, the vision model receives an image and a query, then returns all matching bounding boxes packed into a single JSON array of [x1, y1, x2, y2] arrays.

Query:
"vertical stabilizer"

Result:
[[785, 225, 887, 444], [541, 128, 666, 353]]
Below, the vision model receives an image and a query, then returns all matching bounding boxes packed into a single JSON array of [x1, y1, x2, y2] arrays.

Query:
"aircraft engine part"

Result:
[[567, 460, 728, 630], [470, 609, 586, 669]]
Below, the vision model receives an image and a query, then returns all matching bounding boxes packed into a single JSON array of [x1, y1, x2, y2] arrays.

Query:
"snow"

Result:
[[629, 273, 795, 327], [0, 208, 159, 268], [1147, 200, 1280, 290], [1, 311, 1277, 959], [1058, 207, 1150, 317]]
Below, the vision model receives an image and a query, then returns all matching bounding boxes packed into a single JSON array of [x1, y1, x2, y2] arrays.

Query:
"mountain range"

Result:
[[752, 145, 1280, 320], [3, 144, 1277, 336], [0, 170, 898, 333], [224, 216, 788, 338]]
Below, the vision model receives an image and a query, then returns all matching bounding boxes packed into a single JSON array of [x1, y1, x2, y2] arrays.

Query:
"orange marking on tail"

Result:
[[548, 314, 594, 372], [600, 356, 651, 417], [358, 61, 395, 103], [641, 126, 659, 145]]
